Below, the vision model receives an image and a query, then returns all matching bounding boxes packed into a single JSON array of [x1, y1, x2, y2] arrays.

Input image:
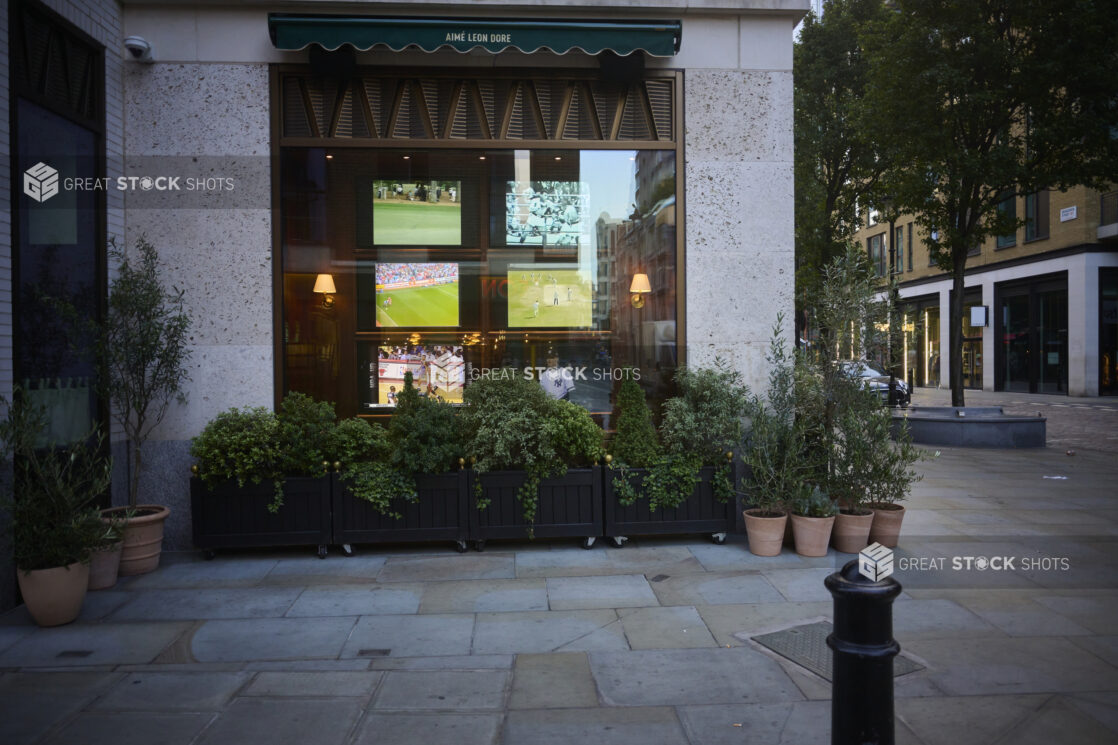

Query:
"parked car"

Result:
[[839, 361, 911, 407]]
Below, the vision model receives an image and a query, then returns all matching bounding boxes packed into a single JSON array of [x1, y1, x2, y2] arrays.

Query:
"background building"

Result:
[[852, 185, 1118, 397], [0, 0, 806, 609]]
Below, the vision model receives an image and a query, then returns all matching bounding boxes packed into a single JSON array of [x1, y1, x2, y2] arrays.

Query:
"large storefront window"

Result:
[[996, 274, 1067, 394], [1102, 269, 1118, 396], [959, 292, 983, 390], [280, 147, 677, 420]]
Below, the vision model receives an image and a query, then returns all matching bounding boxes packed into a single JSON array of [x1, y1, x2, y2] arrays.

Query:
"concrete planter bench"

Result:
[[892, 406, 1046, 448]]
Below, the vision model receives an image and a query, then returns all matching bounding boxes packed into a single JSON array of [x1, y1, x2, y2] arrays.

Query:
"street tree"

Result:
[[794, 0, 889, 336], [862, 0, 1118, 405]]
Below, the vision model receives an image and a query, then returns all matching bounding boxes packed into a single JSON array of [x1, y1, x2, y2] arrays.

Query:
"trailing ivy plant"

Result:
[[334, 415, 411, 518], [460, 373, 601, 535], [339, 373, 463, 518]]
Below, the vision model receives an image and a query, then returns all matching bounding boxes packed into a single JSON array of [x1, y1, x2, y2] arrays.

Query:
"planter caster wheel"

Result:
[[711, 532, 727, 545], [317, 544, 328, 559], [475, 540, 486, 553], [455, 540, 468, 554], [610, 536, 628, 548], [581, 537, 596, 550], [204, 549, 217, 561], [341, 544, 354, 557]]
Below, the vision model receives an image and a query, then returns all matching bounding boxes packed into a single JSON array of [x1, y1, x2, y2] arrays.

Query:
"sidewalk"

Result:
[[2, 445, 1116, 745]]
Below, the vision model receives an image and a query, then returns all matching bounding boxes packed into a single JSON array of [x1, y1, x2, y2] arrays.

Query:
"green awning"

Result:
[[268, 15, 681, 57]]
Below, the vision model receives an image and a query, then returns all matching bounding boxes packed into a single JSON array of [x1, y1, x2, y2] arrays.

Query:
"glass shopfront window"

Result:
[[280, 147, 677, 420], [960, 294, 983, 389]]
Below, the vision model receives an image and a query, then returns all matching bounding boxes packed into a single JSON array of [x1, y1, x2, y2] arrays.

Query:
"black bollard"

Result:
[[825, 557, 903, 745]]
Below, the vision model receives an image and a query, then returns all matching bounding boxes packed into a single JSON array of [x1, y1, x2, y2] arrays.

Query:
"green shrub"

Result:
[[277, 392, 338, 476], [661, 358, 748, 464], [388, 373, 462, 476], [333, 417, 390, 464], [190, 406, 282, 492], [610, 380, 660, 467], [460, 373, 600, 532]]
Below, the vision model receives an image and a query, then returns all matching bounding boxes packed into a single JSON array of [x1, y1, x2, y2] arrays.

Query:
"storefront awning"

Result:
[[268, 15, 681, 57]]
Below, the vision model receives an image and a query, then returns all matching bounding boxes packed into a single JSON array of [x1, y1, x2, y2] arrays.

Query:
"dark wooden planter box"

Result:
[[190, 476, 332, 556], [331, 471, 469, 552], [603, 464, 740, 545], [471, 467, 603, 549]]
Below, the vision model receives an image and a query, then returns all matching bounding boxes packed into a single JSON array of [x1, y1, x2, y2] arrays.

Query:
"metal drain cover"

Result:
[[750, 621, 922, 682]]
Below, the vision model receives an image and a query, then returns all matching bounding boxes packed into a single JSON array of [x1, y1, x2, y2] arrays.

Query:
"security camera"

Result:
[[123, 36, 153, 63]]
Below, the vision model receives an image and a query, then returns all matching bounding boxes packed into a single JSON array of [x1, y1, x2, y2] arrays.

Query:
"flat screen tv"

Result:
[[376, 345, 465, 404], [506, 264, 592, 328], [375, 263, 460, 327], [373, 180, 462, 245], [505, 181, 588, 247]]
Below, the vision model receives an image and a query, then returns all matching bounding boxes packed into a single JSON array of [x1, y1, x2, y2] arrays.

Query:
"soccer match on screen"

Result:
[[507, 265, 593, 328], [375, 263, 460, 327], [372, 180, 462, 245]]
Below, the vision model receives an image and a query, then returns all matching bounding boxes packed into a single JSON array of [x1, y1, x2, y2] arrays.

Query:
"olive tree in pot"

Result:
[[2, 394, 112, 625], [98, 237, 192, 575], [741, 317, 817, 556], [788, 486, 838, 557]]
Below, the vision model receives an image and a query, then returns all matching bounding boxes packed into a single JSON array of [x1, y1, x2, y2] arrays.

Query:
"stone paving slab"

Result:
[[123, 558, 279, 589], [0, 672, 123, 745], [1066, 691, 1118, 736], [40, 711, 214, 745], [619, 606, 718, 649], [509, 652, 598, 709], [699, 601, 831, 647], [590, 648, 804, 706], [903, 636, 1118, 695], [242, 671, 381, 697], [378, 554, 516, 582], [284, 584, 422, 617], [417, 578, 548, 614], [649, 571, 785, 606], [1003, 696, 1118, 745], [195, 698, 362, 745], [353, 713, 502, 745], [950, 594, 1094, 637], [503, 707, 687, 745], [472, 609, 624, 654], [372, 670, 508, 710], [191, 617, 356, 663], [260, 555, 387, 584], [890, 598, 1005, 640], [341, 614, 475, 658], [759, 568, 837, 602], [108, 588, 302, 621], [545, 574, 658, 610], [91, 671, 251, 710], [0, 622, 192, 668], [513, 546, 704, 578], [370, 655, 514, 671]]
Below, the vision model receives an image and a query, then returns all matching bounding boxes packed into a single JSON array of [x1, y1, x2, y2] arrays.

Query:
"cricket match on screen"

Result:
[[375, 263, 460, 327], [507, 265, 593, 328], [372, 180, 462, 245]]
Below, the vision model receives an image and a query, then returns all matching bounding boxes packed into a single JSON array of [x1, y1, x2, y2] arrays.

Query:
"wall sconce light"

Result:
[[313, 273, 337, 308], [629, 273, 651, 308]]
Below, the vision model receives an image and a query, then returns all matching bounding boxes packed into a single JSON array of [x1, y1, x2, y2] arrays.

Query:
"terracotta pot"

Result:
[[833, 509, 874, 553], [17, 562, 89, 627], [869, 504, 906, 548], [743, 509, 788, 557], [103, 505, 170, 576], [88, 542, 123, 590], [790, 514, 835, 557]]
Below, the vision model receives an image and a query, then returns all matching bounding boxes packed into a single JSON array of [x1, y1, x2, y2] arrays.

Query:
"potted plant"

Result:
[[864, 413, 923, 548], [88, 512, 125, 590], [740, 318, 816, 556], [461, 373, 603, 548], [96, 236, 192, 575], [605, 363, 745, 546], [332, 373, 469, 552], [788, 486, 837, 557], [2, 394, 112, 626], [189, 394, 333, 556]]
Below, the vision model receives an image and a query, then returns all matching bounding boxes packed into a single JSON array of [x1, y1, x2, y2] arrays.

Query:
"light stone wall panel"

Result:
[[683, 69, 794, 390]]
